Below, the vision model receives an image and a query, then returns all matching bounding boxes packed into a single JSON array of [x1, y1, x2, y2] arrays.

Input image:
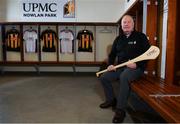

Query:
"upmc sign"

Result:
[[20, 0, 75, 22], [23, 2, 57, 17], [23, 3, 57, 13]]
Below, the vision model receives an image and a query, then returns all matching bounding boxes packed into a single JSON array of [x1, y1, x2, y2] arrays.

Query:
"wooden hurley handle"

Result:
[[96, 46, 160, 77]]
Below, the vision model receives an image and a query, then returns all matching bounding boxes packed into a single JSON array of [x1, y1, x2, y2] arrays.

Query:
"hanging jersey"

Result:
[[23, 29, 38, 53], [59, 30, 74, 53], [5, 28, 21, 52], [41, 29, 57, 52], [77, 30, 93, 52]]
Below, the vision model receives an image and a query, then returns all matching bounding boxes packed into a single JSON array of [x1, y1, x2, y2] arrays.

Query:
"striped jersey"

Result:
[[77, 29, 93, 52], [40, 29, 57, 52], [5, 28, 21, 52]]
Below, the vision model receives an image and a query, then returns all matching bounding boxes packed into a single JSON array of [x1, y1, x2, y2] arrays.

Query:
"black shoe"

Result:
[[112, 109, 126, 123], [99, 99, 116, 109]]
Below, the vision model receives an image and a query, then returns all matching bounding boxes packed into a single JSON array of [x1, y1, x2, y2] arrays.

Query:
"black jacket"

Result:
[[108, 31, 150, 71]]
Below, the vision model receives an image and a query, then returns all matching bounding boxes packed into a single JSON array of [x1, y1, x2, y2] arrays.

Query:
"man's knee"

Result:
[[99, 72, 115, 83], [119, 69, 136, 82], [119, 70, 129, 80], [120, 68, 143, 82]]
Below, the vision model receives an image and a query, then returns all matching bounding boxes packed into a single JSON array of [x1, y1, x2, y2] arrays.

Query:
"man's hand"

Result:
[[107, 65, 116, 71], [127, 63, 137, 69]]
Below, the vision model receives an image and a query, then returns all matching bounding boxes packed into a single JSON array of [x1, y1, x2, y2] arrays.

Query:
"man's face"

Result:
[[121, 16, 134, 35]]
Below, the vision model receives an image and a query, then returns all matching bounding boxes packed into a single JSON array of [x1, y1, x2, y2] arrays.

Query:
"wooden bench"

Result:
[[0, 61, 103, 74], [131, 75, 180, 123]]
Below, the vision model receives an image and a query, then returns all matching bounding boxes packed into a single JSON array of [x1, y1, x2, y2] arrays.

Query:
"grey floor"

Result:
[[0, 73, 137, 123]]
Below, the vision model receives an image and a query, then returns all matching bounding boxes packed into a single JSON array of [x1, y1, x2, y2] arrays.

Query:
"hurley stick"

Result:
[[96, 45, 160, 77]]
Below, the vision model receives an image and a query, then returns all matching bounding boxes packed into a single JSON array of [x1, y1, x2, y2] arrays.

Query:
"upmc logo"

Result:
[[20, 0, 76, 21], [22, 0, 59, 18], [23, 3, 57, 12]]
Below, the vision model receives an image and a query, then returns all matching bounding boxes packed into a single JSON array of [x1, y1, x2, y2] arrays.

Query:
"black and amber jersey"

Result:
[[40, 29, 57, 52], [5, 28, 21, 52], [77, 30, 93, 52]]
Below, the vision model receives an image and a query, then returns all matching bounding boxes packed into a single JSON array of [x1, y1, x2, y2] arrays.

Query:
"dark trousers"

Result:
[[99, 67, 144, 110]]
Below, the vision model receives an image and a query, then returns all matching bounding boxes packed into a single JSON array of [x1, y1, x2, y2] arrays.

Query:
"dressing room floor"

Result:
[[0, 73, 163, 123]]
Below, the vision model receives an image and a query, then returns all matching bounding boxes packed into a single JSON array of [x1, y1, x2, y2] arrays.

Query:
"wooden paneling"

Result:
[[174, 0, 180, 85], [165, 0, 177, 85], [156, 0, 164, 77], [146, 0, 158, 76]]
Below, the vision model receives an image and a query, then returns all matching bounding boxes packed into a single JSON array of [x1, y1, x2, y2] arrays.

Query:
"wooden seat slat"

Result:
[[149, 97, 180, 122], [131, 75, 180, 123]]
